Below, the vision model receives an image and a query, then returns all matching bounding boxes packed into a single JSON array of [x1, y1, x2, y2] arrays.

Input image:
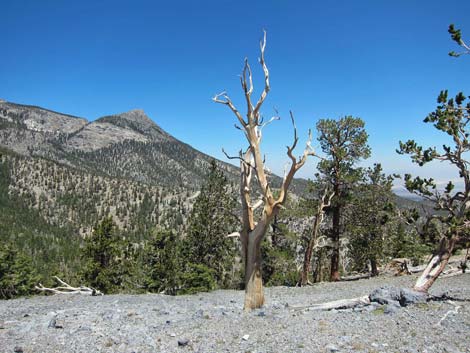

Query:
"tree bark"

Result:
[[330, 204, 341, 281], [243, 235, 265, 311], [300, 190, 332, 286], [301, 235, 316, 285], [370, 258, 379, 277], [313, 249, 324, 283], [413, 236, 457, 293]]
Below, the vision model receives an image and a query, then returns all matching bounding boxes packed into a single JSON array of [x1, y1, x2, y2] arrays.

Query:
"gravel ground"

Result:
[[1, 273, 469, 353]]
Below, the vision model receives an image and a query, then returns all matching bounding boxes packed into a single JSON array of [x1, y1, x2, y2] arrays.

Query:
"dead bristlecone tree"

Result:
[[213, 31, 315, 311], [300, 187, 333, 286]]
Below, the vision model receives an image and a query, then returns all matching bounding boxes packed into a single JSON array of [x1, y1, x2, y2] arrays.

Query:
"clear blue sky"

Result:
[[2, 0, 469, 186]]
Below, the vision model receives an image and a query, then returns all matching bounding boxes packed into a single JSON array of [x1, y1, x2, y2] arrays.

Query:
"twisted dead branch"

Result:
[[35, 276, 103, 296]]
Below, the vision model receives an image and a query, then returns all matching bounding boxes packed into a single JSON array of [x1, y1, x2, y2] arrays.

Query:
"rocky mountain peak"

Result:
[[98, 109, 158, 130], [96, 108, 170, 143], [118, 109, 153, 125]]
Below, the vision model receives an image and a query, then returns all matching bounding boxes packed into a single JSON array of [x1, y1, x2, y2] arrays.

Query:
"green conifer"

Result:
[[182, 160, 238, 288]]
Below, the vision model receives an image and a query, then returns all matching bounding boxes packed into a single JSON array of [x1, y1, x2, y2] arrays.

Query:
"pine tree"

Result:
[[315, 116, 371, 281], [142, 229, 180, 295], [386, 223, 429, 266], [397, 89, 470, 291], [182, 160, 237, 288], [0, 242, 39, 299], [179, 263, 216, 295], [80, 217, 136, 293], [347, 164, 395, 275]]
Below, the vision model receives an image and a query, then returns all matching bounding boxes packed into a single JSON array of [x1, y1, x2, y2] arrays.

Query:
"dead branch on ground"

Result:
[[35, 276, 103, 296]]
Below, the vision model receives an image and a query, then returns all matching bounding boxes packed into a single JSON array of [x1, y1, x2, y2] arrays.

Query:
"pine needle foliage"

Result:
[[0, 242, 39, 299], [182, 160, 237, 288]]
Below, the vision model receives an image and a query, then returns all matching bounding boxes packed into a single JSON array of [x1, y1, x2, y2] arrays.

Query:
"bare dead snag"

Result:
[[213, 31, 315, 311], [35, 276, 103, 296], [300, 188, 334, 286]]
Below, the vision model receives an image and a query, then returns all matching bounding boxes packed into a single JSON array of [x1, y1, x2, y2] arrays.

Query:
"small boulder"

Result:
[[399, 288, 428, 307], [369, 287, 401, 305], [194, 309, 204, 318], [178, 338, 190, 347], [325, 343, 340, 352], [383, 301, 401, 315], [48, 317, 63, 329]]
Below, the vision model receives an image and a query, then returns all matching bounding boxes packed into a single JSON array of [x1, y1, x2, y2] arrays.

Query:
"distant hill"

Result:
[[0, 100, 237, 189], [0, 99, 312, 237], [0, 100, 311, 191]]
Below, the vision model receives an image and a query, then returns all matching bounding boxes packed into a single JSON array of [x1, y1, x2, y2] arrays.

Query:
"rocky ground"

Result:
[[1, 273, 469, 353]]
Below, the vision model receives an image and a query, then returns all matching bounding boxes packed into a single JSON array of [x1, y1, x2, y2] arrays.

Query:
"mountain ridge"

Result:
[[0, 99, 312, 193], [0, 99, 238, 187]]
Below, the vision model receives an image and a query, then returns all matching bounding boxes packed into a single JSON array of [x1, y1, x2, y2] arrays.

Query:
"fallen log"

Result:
[[408, 265, 427, 274], [340, 273, 372, 282], [291, 295, 370, 311], [389, 256, 464, 276], [291, 273, 469, 313], [35, 276, 103, 296], [441, 267, 466, 279]]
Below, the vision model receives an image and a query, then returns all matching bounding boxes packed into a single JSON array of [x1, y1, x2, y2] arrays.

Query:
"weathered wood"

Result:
[[414, 237, 456, 292], [291, 295, 371, 311], [340, 273, 372, 282], [441, 268, 466, 279], [300, 189, 333, 286], [434, 300, 461, 327], [214, 32, 315, 311], [35, 276, 103, 296]]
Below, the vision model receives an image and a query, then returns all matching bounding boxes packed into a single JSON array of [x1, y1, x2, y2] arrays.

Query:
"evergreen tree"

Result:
[[80, 217, 136, 293], [397, 89, 470, 291], [261, 225, 299, 287], [315, 116, 371, 281], [142, 229, 180, 295], [179, 263, 216, 295], [0, 242, 39, 299], [182, 160, 237, 288], [448, 24, 470, 57], [347, 164, 395, 275], [386, 223, 430, 266]]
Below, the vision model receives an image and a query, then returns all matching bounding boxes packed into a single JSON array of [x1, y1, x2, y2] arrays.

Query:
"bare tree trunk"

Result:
[[370, 258, 379, 277], [330, 204, 341, 281], [300, 189, 332, 286], [244, 235, 264, 310], [413, 236, 457, 293], [313, 249, 323, 283], [301, 234, 317, 285]]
